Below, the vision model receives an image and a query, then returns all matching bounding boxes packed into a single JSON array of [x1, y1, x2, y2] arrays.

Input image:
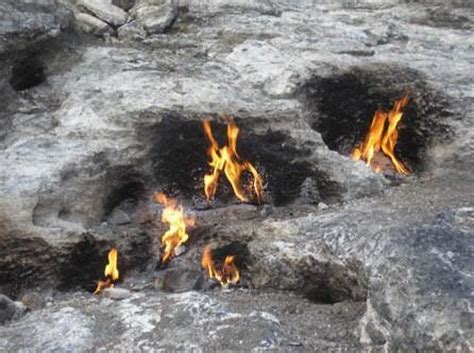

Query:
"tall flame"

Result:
[[201, 245, 240, 287], [351, 95, 410, 175], [203, 118, 264, 204], [154, 192, 195, 264], [94, 248, 119, 294]]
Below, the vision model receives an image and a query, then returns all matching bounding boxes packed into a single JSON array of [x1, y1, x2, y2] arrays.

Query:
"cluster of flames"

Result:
[[95, 103, 411, 293], [351, 95, 410, 175]]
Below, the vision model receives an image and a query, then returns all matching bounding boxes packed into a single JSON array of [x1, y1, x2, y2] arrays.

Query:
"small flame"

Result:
[[203, 117, 264, 203], [94, 248, 119, 294], [351, 95, 410, 175], [154, 192, 195, 264], [201, 245, 240, 287]]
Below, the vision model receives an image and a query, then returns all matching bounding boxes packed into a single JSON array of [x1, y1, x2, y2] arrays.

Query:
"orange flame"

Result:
[[154, 192, 195, 264], [94, 248, 119, 294], [203, 117, 264, 203], [351, 95, 410, 175], [201, 245, 240, 287]]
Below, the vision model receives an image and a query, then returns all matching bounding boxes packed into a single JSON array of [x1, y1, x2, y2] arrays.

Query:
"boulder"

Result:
[[131, 0, 177, 34], [77, 0, 129, 27], [74, 12, 113, 36], [0, 295, 25, 324]]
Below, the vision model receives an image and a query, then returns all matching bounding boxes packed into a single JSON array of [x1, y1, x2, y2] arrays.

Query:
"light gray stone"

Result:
[[77, 0, 129, 27], [75, 12, 113, 36], [132, 1, 177, 34]]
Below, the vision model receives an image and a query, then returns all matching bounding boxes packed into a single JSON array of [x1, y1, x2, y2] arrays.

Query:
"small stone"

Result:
[[102, 287, 132, 300], [318, 202, 329, 210], [75, 12, 113, 37], [157, 268, 204, 293], [132, 1, 177, 35], [0, 294, 25, 324], [174, 245, 186, 257], [108, 208, 132, 225], [20, 292, 45, 310], [117, 20, 146, 40], [77, 0, 129, 27]]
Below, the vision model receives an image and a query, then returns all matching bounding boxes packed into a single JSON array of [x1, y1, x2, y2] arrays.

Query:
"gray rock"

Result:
[[0, 291, 365, 351], [74, 12, 114, 36], [77, 0, 129, 27], [108, 208, 132, 225], [0, 295, 25, 324], [112, 0, 136, 11], [157, 268, 204, 293], [0, 0, 72, 55], [132, 1, 177, 34], [102, 287, 132, 300], [117, 20, 146, 40]]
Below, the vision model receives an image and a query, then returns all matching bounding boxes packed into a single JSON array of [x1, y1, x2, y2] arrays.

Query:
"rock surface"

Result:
[[0, 0, 473, 352], [0, 290, 365, 351]]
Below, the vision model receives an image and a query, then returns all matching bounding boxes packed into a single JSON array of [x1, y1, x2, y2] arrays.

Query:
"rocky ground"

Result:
[[0, 0, 473, 352]]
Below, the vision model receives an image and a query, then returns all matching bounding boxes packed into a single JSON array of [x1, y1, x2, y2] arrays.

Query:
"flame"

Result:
[[201, 245, 240, 287], [94, 248, 119, 294], [203, 117, 264, 203], [351, 95, 410, 175], [154, 192, 195, 264]]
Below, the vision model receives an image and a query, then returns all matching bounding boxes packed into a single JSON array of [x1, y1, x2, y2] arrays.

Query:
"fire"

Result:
[[351, 95, 410, 175], [201, 245, 240, 287], [94, 248, 119, 294], [203, 117, 264, 204], [154, 192, 195, 264]]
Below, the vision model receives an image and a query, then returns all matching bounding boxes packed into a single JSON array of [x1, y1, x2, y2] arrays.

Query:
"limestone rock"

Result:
[[117, 20, 146, 40], [75, 12, 113, 36], [131, 0, 177, 34], [112, 0, 136, 12], [0, 0, 72, 55], [77, 0, 129, 27]]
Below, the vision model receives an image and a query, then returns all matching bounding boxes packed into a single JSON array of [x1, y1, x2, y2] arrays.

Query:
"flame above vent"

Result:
[[201, 245, 240, 287], [351, 95, 410, 175], [154, 192, 195, 264], [203, 117, 264, 203], [94, 248, 119, 294]]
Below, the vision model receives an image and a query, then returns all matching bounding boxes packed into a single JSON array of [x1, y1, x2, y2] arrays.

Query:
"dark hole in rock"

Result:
[[58, 234, 107, 292], [9, 54, 46, 91], [211, 241, 250, 275], [139, 113, 342, 206], [301, 64, 454, 174], [301, 261, 367, 304], [102, 166, 146, 221]]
